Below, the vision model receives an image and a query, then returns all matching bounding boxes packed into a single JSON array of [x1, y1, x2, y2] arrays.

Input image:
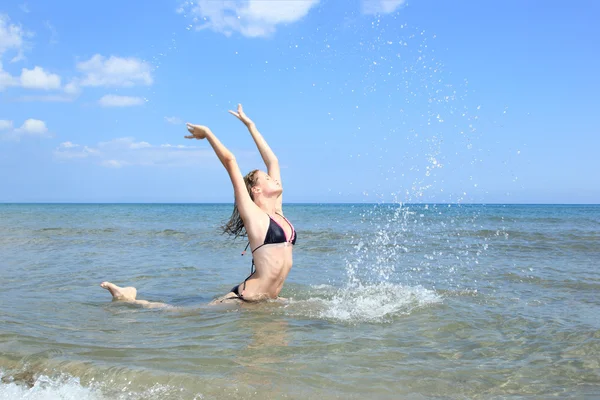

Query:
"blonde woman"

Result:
[[100, 104, 296, 305]]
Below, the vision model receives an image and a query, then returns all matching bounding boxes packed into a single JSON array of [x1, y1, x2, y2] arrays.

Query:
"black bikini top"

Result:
[[243, 213, 297, 255]]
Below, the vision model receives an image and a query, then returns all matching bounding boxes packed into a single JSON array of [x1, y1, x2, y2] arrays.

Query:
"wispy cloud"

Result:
[[76, 54, 153, 88], [0, 119, 14, 131], [164, 116, 183, 125], [101, 159, 127, 168], [12, 94, 75, 102], [54, 137, 217, 168], [0, 14, 25, 57], [0, 13, 28, 63], [1, 17, 151, 105], [361, 0, 407, 15], [1, 118, 52, 141], [55, 54, 155, 100], [0, 15, 65, 93], [44, 21, 59, 45], [98, 94, 145, 107], [0, 62, 17, 90], [181, 0, 320, 38], [54, 141, 99, 159]]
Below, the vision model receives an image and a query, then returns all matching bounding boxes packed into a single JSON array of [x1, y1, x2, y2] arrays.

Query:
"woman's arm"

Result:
[[229, 104, 282, 185], [185, 123, 260, 220]]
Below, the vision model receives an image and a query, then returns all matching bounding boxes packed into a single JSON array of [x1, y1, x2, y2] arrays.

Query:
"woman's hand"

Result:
[[185, 124, 211, 140], [228, 104, 254, 127]]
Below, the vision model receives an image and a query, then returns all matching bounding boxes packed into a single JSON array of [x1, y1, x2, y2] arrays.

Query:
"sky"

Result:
[[0, 0, 598, 204]]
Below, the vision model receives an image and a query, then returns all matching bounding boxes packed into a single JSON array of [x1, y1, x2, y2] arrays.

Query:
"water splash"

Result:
[[343, 203, 496, 292], [284, 282, 441, 324], [320, 282, 441, 323]]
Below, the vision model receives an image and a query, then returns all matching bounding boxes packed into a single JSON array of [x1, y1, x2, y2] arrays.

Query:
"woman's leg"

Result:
[[100, 281, 137, 300], [100, 281, 170, 308]]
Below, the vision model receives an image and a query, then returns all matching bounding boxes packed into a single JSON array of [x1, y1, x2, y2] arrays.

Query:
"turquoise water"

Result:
[[0, 203, 598, 399]]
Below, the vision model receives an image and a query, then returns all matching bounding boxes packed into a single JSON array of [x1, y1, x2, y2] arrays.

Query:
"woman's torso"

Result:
[[240, 213, 296, 300], [242, 244, 293, 300]]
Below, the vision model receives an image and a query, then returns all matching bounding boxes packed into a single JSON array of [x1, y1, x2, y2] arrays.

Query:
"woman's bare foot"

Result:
[[100, 281, 137, 301]]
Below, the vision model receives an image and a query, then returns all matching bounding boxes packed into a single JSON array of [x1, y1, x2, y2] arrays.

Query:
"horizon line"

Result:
[[1, 202, 599, 206]]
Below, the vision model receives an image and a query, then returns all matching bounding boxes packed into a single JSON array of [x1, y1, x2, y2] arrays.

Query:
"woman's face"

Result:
[[254, 170, 282, 197]]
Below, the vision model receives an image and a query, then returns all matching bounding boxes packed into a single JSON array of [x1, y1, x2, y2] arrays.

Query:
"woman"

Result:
[[100, 104, 296, 305]]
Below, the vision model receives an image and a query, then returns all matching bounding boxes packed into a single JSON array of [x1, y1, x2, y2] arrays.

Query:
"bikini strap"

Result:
[[242, 258, 256, 292], [241, 241, 250, 256], [251, 243, 266, 254]]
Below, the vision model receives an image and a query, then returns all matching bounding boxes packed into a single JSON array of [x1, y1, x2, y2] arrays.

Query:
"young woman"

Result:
[[100, 104, 296, 305]]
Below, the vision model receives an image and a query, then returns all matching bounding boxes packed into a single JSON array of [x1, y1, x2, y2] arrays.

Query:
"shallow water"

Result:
[[0, 204, 598, 399]]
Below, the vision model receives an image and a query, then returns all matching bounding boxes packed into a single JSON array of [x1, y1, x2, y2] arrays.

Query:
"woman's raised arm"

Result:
[[228, 104, 282, 187], [185, 123, 259, 220]]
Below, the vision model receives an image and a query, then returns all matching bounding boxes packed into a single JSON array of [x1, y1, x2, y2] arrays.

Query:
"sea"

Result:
[[0, 203, 598, 399]]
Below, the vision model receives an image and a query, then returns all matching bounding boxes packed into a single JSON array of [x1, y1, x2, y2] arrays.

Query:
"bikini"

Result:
[[229, 213, 297, 300]]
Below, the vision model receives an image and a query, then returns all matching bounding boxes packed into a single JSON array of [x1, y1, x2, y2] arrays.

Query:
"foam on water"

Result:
[[0, 371, 102, 400], [286, 282, 441, 323], [319, 282, 441, 323], [0, 370, 203, 400]]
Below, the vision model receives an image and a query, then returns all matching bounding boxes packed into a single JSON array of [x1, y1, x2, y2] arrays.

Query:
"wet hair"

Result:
[[222, 169, 260, 238]]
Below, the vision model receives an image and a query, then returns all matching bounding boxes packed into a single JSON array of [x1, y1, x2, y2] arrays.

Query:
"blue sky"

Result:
[[0, 0, 598, 203]]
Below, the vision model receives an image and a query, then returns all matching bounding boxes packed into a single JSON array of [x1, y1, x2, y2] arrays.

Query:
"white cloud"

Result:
[[101, 159, 126, 168], [54, 141, 99, 159], [2, 63, 65, 93], [76, 54, 153, 88], [17, 118, 48, 134], [20, 66, 61, 89], [130, 141, 152, 149], [0, 62, 17, 90], [19, 4, 31, 14], [98, 137, 151, 150], [164, 116, 183, 125], [55, 136, 219, 168], [184, 0, 320, 38], [60, 141, 78, 148], [98, 95, 145, 107], [0, 17, 64, 92], [160, 144, 194, 149], [13, 94, 75, 102], [1, 21, 152, 98], [0, 14, 25, 58], [0, 119, 13, 130], [44, 21, 58, 45], [361, 0, 406, 15], [1, 118, 52, 141], [63, 80, 81, 95]]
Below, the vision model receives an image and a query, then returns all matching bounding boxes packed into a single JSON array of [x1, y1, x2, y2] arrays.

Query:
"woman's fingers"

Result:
[[185, 123, 195, 139]]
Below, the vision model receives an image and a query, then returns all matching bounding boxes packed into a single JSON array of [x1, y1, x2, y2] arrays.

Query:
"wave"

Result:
[[0, 367, 207, 400], [1, 370, 102, 400]]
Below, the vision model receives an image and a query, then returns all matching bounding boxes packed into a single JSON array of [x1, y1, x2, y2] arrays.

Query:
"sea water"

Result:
[[0, 203, 598, 399]]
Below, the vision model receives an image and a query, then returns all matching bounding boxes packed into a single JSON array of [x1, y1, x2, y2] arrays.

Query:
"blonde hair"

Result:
[[222, 169, 259, 238]]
